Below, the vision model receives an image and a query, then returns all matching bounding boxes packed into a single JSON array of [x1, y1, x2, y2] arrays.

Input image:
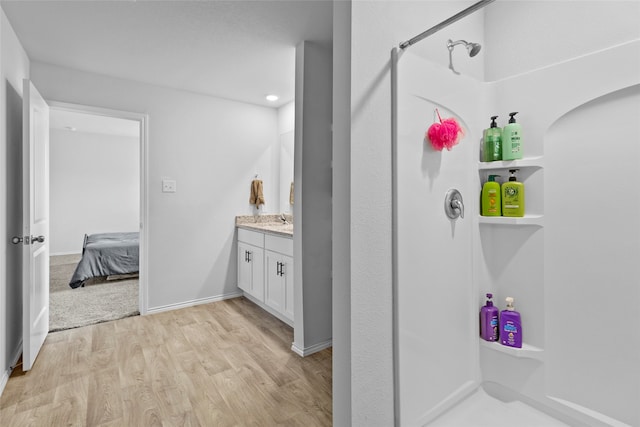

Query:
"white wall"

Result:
[[277, 101, 294, 134], [484, 0, 640, 81], [292, 40, 333, 355], [49, 129, 140, 255], [0, 7, 30, 394], [30, 61, 280, 311], [332, 1, 352, 424]]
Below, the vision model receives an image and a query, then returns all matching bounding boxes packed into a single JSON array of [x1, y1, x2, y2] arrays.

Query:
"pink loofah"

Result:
[[426, 109, 464, 151]]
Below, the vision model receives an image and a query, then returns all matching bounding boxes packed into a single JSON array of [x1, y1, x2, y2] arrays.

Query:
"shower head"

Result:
[[447, 39, 482, 57]]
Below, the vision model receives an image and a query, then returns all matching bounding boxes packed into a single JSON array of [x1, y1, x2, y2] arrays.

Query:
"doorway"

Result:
[[47, 102, 148, 331]]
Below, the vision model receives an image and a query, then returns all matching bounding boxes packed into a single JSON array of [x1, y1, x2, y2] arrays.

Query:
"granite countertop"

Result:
[[236, 214, 293, 237]]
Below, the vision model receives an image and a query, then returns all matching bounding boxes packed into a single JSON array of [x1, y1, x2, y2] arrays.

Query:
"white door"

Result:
[[22, 79, 50, 371]]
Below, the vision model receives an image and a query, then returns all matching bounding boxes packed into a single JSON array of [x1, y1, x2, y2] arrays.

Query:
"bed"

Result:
[[69, 232, 139, 289]]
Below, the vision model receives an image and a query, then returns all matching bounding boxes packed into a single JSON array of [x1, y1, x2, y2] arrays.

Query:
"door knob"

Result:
[[31, 235, 45, 244], [11, 236, 24, 244]]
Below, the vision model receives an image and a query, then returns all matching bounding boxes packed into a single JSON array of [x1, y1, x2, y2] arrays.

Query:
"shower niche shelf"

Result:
[[478, 155, 544, 226], [478, 215, 543, 226], [480, 340, 545, 362], [478, 156, 544, 170]]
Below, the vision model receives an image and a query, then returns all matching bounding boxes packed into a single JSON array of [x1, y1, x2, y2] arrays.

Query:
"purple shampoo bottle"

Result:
[[480, 293, 499, 341], [500, 297, 522, 348]]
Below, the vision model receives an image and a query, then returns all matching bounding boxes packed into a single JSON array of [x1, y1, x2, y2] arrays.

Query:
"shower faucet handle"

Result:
[[444, 189, 465, 220], [451, 199, 464, 219]]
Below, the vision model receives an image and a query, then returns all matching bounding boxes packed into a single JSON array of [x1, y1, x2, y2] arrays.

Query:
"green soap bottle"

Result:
[[502, 169, 525, 217], [483, 116, 502, 162], [501, 112, 523, 160], [482, 175, 501, 216]]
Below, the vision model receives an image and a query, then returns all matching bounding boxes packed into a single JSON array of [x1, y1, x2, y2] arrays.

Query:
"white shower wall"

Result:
[[481, 41, 639, 427], [395, 40, 640, 426], [394, 50, 485, 425]]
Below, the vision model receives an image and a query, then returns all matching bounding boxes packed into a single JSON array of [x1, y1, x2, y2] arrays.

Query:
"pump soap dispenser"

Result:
[[483, 116, 502, 162], [502, 169, 525, 217], [500, 297, 522, 348], [501, 112, 523, 160], [480, 293, 499, 341]]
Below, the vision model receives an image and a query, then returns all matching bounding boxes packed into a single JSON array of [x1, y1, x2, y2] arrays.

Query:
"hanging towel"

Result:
[[250, 179, 265, 207], [289, 181, 294, 205]]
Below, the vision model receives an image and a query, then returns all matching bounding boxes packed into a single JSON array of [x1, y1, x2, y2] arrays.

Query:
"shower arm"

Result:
[[399, 0, 495, 50], [448, 39, 469, 50]]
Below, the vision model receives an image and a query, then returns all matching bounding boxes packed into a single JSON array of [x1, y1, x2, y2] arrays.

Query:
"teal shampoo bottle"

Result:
[[483, 116, 502, 162], [501, 112, 523, 160], [502, 169, 525, 217]]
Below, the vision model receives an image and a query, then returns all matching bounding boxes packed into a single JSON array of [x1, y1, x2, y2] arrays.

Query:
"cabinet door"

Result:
[[265, 250, 284, 313], [282, 255, 294, 321], [238, 242, 264, 300]]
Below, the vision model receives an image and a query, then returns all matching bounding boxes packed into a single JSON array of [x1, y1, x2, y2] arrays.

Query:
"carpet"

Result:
[[49, 254, 139, 332]]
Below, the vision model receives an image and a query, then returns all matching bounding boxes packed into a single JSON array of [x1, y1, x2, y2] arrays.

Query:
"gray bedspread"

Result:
[[69, 232, 139, 289]]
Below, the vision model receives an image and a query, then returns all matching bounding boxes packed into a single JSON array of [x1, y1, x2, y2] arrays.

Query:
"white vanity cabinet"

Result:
[[264, 235, 294, 322], [237, 235, 264, 301], [236, 227, 293, 326]]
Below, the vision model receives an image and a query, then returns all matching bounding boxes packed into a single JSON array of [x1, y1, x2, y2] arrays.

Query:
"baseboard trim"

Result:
[[146, 291, 244, 314], [0, 339, 23, 398], [291, 339, 333, 357], [50, 251, 82, 257]]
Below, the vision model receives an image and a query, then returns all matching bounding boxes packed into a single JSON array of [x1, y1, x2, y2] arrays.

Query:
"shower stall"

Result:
[[391, 2, 640, 426]]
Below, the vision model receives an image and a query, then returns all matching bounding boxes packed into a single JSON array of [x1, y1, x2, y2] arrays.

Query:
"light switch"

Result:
[[162, 179, 177, 193]]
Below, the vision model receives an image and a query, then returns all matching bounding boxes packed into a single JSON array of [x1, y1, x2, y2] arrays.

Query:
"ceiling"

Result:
[[1, 0, 333, 108]]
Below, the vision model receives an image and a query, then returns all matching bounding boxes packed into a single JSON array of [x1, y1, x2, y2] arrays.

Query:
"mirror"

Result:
[[279, 130, 294, 213]]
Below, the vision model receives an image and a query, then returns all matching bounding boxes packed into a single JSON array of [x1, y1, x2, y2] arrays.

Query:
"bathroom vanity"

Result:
[[236, 216, 294, 326]]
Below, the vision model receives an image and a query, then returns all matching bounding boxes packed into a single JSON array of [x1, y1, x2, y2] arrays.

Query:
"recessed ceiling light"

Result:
[[265, 94, 279, 102], [65, 126, 77, 132]]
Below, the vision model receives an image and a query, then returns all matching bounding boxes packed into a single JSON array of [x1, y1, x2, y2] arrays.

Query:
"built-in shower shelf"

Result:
[[478, 215, 544, 226], [478, 156, 544, 170], [480, 340, 545, 361]]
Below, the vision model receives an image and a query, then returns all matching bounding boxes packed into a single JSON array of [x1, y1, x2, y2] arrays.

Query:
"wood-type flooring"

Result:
[[0, 297, 332, 426]]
